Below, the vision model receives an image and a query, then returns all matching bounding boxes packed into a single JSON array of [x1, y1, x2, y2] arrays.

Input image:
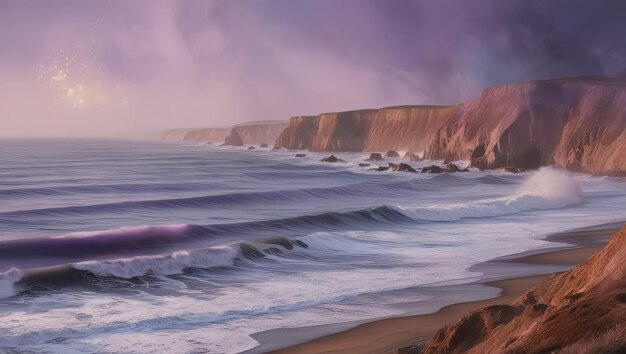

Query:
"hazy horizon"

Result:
[[1, 0, 626, 138]]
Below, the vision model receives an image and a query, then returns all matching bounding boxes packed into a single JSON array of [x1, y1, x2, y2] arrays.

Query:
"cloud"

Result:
[[0, 0, 625, 137]]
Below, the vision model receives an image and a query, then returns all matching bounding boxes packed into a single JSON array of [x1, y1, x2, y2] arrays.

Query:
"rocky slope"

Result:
[[231, 120, 288, 145], [274, 106, 456, 152], [422, 224, 626, 354], [273, 78, 626, 175]]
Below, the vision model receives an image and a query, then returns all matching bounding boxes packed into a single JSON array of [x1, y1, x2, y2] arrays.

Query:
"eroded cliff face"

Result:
[[424, 78, 626, 174], [231, 121, 288, 145], [273, 106, 456, 152], [274, 78, 626, 175], [422, 224, 626, 354]]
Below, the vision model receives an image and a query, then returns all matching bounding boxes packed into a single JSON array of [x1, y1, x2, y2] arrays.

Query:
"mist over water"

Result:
[[0, 139, 625, 353]]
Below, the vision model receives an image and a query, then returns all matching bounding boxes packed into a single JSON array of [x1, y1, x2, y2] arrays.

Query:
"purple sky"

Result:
[[1, 0, 625, 137]]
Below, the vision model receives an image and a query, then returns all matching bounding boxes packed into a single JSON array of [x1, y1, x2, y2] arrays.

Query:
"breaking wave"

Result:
[[395, 167, 582, 221], [0, 167, 584, 299]]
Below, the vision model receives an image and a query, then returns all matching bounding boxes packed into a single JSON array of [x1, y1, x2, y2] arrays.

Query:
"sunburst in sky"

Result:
[[37, 36, 107, 109]]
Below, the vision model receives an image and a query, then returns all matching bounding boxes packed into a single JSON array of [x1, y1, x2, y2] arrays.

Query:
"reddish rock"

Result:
[[273, 78, 626, 175], [273, 106, 456, 152], [422, 225, 626, 354], [424, 78, 626, 175]]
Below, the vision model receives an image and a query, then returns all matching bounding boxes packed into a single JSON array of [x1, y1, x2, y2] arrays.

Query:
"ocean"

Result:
[[0, 138, 625, 353]]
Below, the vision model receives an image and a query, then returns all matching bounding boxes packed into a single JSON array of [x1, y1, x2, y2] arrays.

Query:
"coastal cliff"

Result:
[[160, 121, 287, 145], [274, 78, 626, 175], [422, 224, 626, 354], [231, 121, 288, 145], [273, 106, 456, 152], [160, 128, 230, 142], [425, 78, 626, 175]]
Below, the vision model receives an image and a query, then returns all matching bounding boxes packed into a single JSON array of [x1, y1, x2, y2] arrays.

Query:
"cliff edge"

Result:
[[274, 78, 626, 175], [425, 78, 626, 175], [160, 127, 230, 142], [422, 224, 626, 354], [231, 121, 288, 145], [274, 106, 456, 152]]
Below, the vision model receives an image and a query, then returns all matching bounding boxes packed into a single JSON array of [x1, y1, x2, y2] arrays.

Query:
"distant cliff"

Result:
[[274, 106, 456, 152], [160, 128, 230, 142], [274, 78, 626, 175], [422, 224, 626, 354], [231, 121, 288, 145], [160, 121, 287, 145]]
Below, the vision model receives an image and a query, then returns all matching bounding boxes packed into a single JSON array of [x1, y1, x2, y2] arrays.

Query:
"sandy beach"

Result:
[[265, 222, 623, 354]]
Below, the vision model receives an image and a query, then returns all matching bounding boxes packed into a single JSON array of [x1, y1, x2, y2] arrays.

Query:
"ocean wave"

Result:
[[72, 246, 240, 278], [0, 207, 407, 269], [395, 167, 582, 221], [0, 169, 580, 268], [0, 182, 214, 198], [0, 173, 515, 217], [0, 237, 311, 299]]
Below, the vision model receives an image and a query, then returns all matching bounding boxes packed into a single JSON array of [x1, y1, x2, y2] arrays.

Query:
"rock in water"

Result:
[[260, 143, 269, 148], [366, 153, 383, 161], [421, 165, 444, 173], [503, 166, 527, 173], [403, 152, 421, 162], [385, 150, 400, 158], [358, 163, 370, 167], [392, 163, 417, 172], [445, 163, 469, 173], [221, 131, 244, 146], [321, 155, 345, 163], [295, 153, 306, 158], [247, 146, 255, 150]]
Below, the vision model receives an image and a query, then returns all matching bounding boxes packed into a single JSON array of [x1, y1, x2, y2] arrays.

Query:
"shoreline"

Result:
[[249, 221, 623, 354]]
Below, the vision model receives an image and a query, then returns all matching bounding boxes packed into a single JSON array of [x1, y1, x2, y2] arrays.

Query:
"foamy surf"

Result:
[[72, 246, 240, 278], [0, 268, 23, 299], [2, 140, 626, 354], [395, 167, 583, 221]]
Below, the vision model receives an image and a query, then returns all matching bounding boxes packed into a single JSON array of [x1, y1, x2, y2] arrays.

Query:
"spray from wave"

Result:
[[72, 246, 240, 278], [0, 268, 23, 299], [395, 167, 583, 221]]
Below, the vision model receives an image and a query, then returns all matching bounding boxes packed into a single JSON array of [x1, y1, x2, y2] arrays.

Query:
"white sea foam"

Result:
[[72, 246, 238, 278], [0, 267, 23, 299], [395, 167, 583, 221]]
